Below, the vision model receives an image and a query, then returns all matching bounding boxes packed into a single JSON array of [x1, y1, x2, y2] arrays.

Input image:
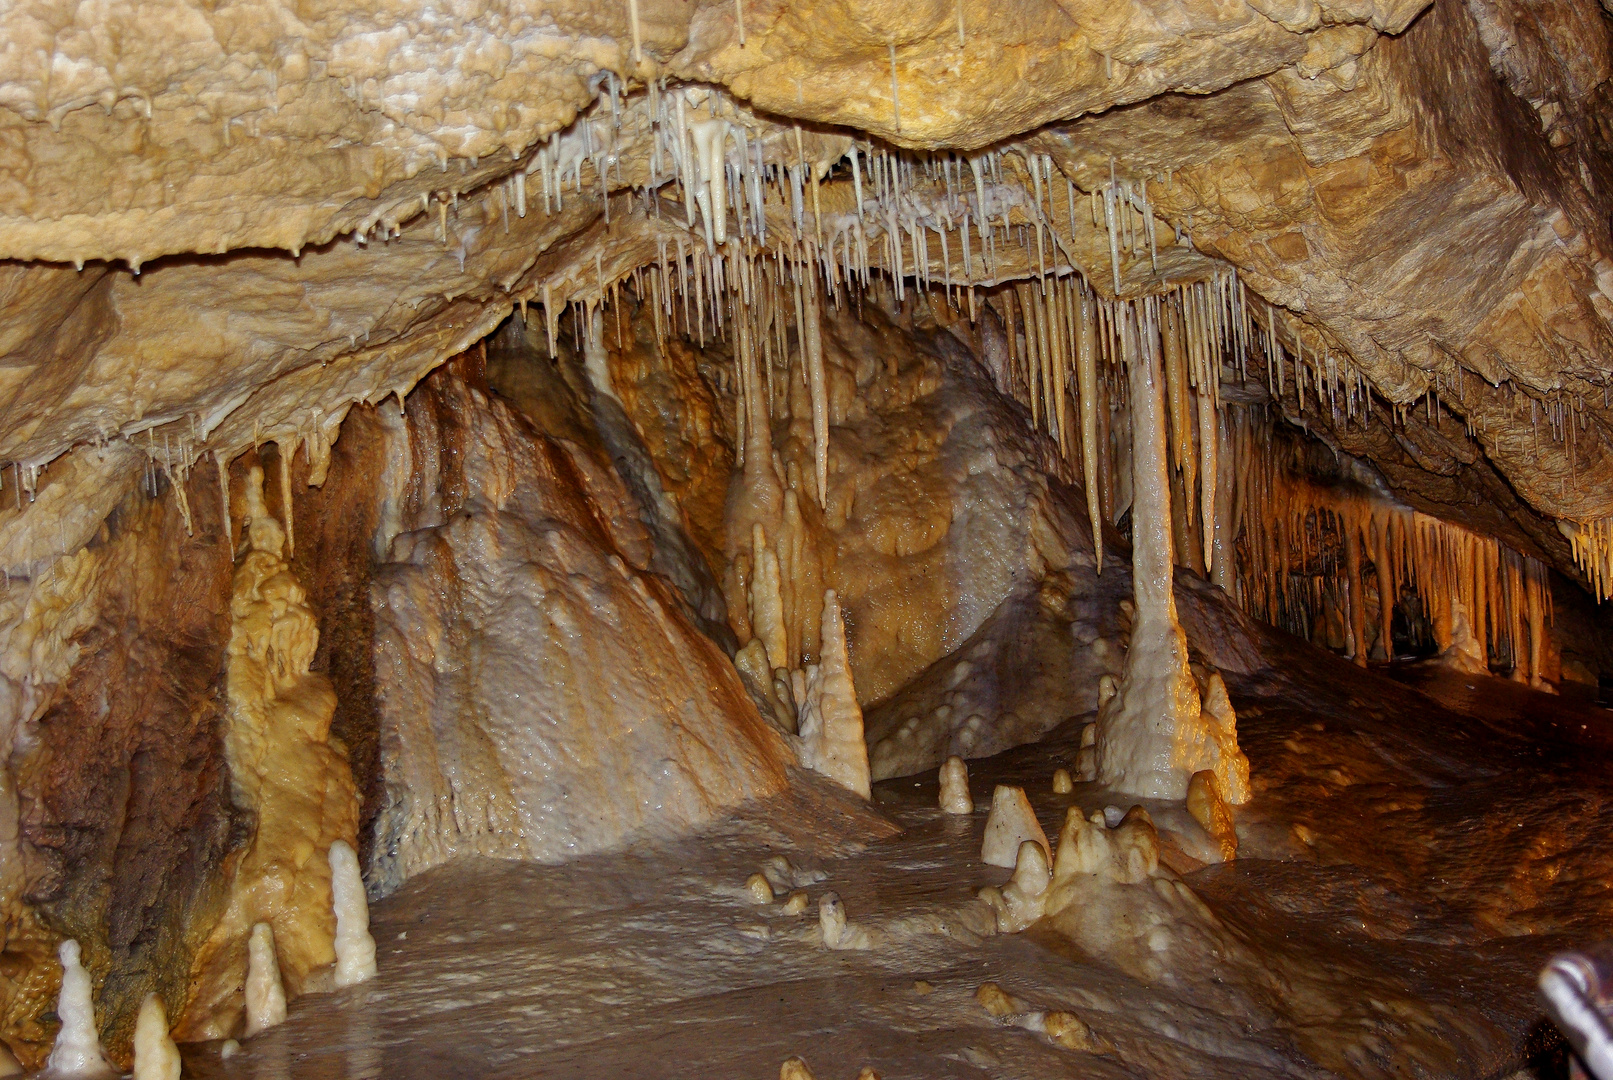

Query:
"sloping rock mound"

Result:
[[366, 355, 792, 896]]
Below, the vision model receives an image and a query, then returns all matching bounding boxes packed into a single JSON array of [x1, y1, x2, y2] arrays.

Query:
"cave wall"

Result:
[[7, 466, 240, 1063]]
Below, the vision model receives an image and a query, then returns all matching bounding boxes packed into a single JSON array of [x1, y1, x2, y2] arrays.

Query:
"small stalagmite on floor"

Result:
[[46, 941, 114, 1078], [330, 840, 378, 988], [131, 995, 181, 1080], [938, 755, 973, 813], [244, 923, 287, 1037], [982, 785, 1050, 868]]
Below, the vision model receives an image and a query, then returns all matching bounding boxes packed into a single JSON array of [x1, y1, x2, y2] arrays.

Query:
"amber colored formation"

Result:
[[0, 0, 1608, 1071]]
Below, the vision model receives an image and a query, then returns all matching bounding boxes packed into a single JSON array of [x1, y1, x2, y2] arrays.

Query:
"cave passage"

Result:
[[1, 0, 1612, 1077]]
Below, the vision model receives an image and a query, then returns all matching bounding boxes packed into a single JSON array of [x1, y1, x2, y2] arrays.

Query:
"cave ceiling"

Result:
[[1, 0, 1611, 586]]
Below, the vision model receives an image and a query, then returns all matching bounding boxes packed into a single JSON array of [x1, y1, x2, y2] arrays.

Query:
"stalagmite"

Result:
[[939, 755, 972, 813], [750, 525, 789, 670], [1052, 768, 1073, 794], [1197, 671, 1250, 804], [1186, 771, 1238, 862], [796, 590, 871, 798], [818, 892, 871, 950], [745, 873, 775, 903], [981, 785, 1050, 868], [1099, 304, 1245, 803], [992, 839, 1051, 932], [132, 994, 182, 1080], [330, 839, 378, 988], [244, 922, 288, 1037], [46, 940, 115, 1077]]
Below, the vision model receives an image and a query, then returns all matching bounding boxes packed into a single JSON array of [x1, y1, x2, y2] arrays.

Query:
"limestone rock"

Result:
[[982, 785, 1051, 869]]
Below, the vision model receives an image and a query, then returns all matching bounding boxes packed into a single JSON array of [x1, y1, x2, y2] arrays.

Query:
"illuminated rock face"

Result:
[[366, 358, 791, 894], [0, 0, 1607, 1069], [178, 463, 361, 1041]]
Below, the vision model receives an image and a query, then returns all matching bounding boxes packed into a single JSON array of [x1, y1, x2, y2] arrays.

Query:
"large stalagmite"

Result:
[[1099, 306, 1248, 804]]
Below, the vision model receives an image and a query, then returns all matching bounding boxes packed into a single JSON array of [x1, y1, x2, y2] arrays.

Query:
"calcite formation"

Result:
[[177, 465, 361, 1040], [0, 0, 1606, 1072]]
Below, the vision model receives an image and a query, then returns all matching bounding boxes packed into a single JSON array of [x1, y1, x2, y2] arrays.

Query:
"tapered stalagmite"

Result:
[[244, 923, 287, 1037], [796, 590, 871, 798], [46, 940, 114, 1077], [751, 524, 788, 670], [131, 995, 181, 1080], [1098, 303, 1245, 803], [982, 785, 1050, 868], [330, 840, 378, 988]]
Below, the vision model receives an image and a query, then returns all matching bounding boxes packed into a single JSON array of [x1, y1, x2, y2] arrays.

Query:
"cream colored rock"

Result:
[[1187, 771, 1239, 862], [1050, 806, 1161, 889], [367, 375, 790, 893], [243, 923, 288, 1038], [330, 840, 378, 988], [981, 786, 1051, 869], [795, 590, 872, 799], [1098, 310, 1246, 804], [938, 756, 973, 814], [1196, 673, 1252, 806], [1052, 768, 1074, 794], [132, 994, 181, 1080], [782, 891, 810, 916], [818, 892, 871, 951], [745, 874, 776, 904], [779, 1058, 816, 1080], [991, 840, 1052, 933], [179, 465, 360, 1040], [46, 940, 114, 1077], [975, 982, 1020, 1018]]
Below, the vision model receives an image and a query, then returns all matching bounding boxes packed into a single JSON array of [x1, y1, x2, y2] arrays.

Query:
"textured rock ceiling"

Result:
[[1, 0, 1611, 585]]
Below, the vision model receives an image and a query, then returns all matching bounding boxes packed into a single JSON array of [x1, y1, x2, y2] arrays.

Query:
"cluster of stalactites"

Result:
[[515, 80, 1192, 364], [1224, 410, 1554, 679], [1564, 517, 1613, 603], [984, 273, 1242, 578]]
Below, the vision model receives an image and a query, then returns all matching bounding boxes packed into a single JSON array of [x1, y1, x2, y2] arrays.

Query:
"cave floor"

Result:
[[177, 643, 1613, 1080]]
